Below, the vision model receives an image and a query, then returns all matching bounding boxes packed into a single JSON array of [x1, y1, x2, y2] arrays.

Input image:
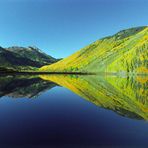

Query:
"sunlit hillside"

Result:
[[40, 26, 148, 74]]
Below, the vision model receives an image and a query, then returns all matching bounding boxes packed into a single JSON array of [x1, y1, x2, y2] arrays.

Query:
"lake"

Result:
[[0, 74, 147, 148]]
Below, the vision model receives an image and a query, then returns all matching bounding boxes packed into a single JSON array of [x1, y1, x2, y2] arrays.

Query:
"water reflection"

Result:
[[0, 74, 57, 98], [0, 74, 147, 120], [40, 75, 148, 120]]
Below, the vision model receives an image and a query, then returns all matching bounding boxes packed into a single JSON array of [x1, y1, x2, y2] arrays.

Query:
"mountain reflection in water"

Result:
[[0, 75, 57, 98], [0, 74, 147, 120]]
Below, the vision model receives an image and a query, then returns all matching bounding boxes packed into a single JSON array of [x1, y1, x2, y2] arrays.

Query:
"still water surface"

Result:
[[0, 74, 147, 147]]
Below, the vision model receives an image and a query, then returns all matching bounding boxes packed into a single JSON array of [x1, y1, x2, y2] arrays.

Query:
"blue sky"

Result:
[[0, 0, 147, 58]]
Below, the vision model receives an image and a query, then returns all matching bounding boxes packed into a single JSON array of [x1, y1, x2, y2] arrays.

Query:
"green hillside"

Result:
[[0, 46, 59, 71], [40, 26, 148, 74]]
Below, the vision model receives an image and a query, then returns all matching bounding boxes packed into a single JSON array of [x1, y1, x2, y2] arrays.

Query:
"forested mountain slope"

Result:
[[40, 26, 148, 74]]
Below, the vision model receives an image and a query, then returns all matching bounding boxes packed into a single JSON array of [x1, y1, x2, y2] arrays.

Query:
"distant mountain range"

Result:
[[40, 26, 148, 74], [0, 46, 60, 72]]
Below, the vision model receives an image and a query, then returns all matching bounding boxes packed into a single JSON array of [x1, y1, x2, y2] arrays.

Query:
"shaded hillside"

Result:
[[0, 75, 57, 98], [0, 46, 60, 71], [40, 74, 148, 120], [40, 26, 148, 74]]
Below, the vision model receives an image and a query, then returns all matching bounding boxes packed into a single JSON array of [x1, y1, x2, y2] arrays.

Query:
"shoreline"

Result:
[[0, 71, 147, 76], [0, 71, 95, 75]]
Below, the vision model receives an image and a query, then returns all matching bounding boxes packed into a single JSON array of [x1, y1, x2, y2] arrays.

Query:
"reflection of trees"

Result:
[[0, 74, 147, 120], [40, 74, 148, 120], [0, 75, 57, 98]]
